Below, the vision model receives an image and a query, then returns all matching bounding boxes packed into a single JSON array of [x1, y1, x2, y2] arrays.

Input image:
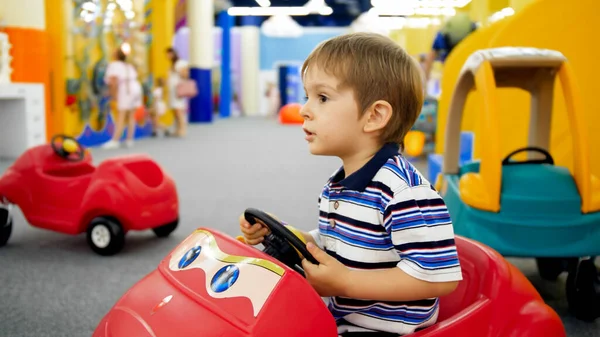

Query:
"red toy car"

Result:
[[93, 209, 565, 336], [0, 135, 179, 256]]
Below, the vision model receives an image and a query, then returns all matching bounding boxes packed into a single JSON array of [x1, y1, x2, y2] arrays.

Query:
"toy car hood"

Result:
[[94, 229, 337, 337], [163, 229, 287, 320]]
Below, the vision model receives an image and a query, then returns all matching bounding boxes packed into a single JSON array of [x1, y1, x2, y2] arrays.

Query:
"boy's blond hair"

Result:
[[302, 32, 424, 148]]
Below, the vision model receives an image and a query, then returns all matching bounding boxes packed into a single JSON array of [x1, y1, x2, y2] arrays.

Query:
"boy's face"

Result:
[[301, 66, 365, 158]]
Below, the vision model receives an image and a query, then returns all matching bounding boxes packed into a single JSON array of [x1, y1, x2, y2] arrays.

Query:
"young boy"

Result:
[[240, 32, 462, 336]]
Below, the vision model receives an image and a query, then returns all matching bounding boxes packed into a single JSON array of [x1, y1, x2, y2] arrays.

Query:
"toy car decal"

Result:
[[168, 230, 285, 317], [178, 246, 202, 269], [211, 265, 240, 293], [151, 295, 173, 315]]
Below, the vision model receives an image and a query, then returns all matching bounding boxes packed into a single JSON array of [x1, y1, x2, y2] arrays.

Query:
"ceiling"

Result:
[[227, 0, 373, 26]]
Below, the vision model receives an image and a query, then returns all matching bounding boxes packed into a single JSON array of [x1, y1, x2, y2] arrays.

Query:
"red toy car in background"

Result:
[[93, 209, 566, 337], [0, 135, 179, 256]]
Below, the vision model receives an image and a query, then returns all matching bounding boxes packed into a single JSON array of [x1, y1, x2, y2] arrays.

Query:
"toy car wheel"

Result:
[[536, 257, 574, 281], [152, 218, 179, 238], [566, 258, 600, 322], [86, 217, 125, 256], [0, 207, 12, 247]]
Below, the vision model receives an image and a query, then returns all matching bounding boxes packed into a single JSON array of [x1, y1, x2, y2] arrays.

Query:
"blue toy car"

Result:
[[435, 47, 600, 321]]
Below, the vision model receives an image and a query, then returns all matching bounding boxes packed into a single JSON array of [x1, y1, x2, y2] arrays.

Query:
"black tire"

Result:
[[152, 218, 179, 238], [86, 217, 125, 256], [566, 258, 600, 322], [0, 216, 12, 247], [536, 257, 567, 281]]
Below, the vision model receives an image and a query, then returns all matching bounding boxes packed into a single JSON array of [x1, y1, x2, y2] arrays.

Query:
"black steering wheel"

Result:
[[244, 208, 318, 277], [51, 135, 85, 162], [502, 147, 554, 166]]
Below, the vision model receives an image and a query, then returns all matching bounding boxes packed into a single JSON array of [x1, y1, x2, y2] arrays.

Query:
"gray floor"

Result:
[[0, 117, 597, 337]]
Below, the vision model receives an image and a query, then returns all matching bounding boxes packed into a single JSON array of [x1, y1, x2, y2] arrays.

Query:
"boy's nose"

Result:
[[300, 104, 311, 120]]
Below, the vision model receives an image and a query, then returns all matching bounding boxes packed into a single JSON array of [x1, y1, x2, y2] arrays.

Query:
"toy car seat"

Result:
[[413, 236, 565, 337], [98, 154, 165, 188]]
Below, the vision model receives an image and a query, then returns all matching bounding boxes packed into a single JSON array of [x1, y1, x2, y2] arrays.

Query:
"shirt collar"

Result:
[[330, 143, 400, 192]]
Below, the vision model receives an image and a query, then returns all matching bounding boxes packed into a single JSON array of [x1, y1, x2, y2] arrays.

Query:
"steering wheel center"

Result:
[[51, 135, 85, 162]]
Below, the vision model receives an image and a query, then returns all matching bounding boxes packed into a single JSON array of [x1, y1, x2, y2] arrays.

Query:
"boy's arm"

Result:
[[343, 185, 462, 301], [343, 265, 458, 302]]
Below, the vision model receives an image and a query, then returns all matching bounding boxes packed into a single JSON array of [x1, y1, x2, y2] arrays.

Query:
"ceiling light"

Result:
[[227, 4, 333, 16], [501, 7, 515, 15], [371, 0, 471, 9], [418, 0, 471, 8], [414, 7, 456, 16], [228, 7, 309, 16], [82, 2, 97, 12], [319, 6, 333, 15], [489, 7, 515, 23], [255, 0, 271, 7], [304, 0, 325, 10], [370, 6, 415, 16]]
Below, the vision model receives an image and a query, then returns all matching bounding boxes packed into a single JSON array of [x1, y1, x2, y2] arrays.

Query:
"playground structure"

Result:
[[429, 0, 600, 182], [426, 0, 600, 322], [438, 45, 600, 322]]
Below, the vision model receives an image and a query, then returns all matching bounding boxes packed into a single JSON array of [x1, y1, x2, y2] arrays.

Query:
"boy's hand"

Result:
[[239, 214, 271, 245], [301, 242, 350, 297]]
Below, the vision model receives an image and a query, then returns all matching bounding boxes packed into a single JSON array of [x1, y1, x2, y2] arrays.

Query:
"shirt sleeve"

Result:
[[432, 31, 447, 52], [308, 229, 322, 249], [383, 184, 462, 283]]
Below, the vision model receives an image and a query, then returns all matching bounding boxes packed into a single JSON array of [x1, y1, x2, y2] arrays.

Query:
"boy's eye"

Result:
[[319, 95, 328, 103], [303, 95, 308, 102]]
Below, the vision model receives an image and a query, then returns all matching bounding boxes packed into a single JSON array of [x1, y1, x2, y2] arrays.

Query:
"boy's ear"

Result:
[[363, 100, 393, 134]]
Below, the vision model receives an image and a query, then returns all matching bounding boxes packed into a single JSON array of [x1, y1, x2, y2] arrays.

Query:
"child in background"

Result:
[[265, 81, 280, 117], [151, 77, 167, 137]]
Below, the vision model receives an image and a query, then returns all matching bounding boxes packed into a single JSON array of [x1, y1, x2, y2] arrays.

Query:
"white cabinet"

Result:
[[0, 84, 46, 159]]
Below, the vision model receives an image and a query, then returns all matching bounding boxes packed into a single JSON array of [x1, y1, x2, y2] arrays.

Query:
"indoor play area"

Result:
[[0, 0, 599, 336]]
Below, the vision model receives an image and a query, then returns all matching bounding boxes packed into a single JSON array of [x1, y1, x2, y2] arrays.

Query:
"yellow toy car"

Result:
[[437, 47, 600, 321]]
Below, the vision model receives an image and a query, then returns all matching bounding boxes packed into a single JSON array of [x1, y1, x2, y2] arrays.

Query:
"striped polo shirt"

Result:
[[309, 143, 462, 335]]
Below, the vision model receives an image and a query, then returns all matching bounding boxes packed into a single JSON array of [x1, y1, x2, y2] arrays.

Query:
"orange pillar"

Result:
[[44, 0, 66, 137]]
